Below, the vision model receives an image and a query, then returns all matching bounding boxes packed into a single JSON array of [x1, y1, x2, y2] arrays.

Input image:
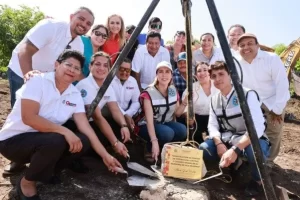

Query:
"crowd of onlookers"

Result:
[[0, 6, 290, 199]]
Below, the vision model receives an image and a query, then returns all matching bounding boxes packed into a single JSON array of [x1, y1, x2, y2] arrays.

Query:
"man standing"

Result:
[[110, 59, 140, 131], [7, 6, 94, 108], [137, 17, 165, 47], [227, 24, 245, 55], [4, 6, 94, 175], [132, 31, 170, 91], [237, 33, 290, 164]]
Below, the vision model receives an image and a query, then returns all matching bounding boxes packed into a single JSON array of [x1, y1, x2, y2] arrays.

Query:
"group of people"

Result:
[[0, 6, 290, 199]]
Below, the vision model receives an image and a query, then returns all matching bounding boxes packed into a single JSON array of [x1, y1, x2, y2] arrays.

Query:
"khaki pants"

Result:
[[261, 104, 285, 161]]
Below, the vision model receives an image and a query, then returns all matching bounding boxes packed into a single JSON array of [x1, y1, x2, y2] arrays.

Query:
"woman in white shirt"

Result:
[[192, 33, 224, 65], [0, 50, 122, 200], [181, 62, 218, 143]]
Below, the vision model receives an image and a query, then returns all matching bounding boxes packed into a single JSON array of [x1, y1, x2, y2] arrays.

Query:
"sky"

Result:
[[1, 0, 299, 47]]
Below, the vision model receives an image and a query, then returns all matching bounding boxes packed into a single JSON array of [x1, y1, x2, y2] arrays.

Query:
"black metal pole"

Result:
[[86, 0, 160, 119], [205, 0, 277, 199], [181, 0, 194, 140]]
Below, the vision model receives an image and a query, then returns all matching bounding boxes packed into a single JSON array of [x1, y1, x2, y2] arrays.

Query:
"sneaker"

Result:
[[244, 180, 263, 196]]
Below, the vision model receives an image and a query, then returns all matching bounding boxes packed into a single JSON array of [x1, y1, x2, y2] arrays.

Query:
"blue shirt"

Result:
[[137, 33, 164, 46]]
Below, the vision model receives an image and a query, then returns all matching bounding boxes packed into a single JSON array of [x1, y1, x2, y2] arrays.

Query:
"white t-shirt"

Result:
[[0, 72, 85, 141], [192, 47, 224, 66], [110, 76, 140, 117], [76, 74, 117, 109], [182, 81, 219, 115], [8, 19, 84, 77], [132, 45, 170, 89]]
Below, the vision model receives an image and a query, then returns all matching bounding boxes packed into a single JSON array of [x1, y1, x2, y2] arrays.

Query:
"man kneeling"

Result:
[[199, 61, 270, 197]]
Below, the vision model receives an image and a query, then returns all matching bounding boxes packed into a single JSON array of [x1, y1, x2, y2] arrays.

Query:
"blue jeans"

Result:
[[139, 121, 187, 151], [199, 138, 270, 181], [7, 68, 24, 108]]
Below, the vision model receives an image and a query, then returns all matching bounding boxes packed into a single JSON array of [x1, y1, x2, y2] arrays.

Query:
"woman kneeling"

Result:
[[0, 50, 122, 200]]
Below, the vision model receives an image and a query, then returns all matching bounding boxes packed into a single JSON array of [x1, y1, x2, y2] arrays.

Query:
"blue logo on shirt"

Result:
[[232, 96, 239, 106], [168, 88, 176, 97], [80, 89, 87, 98]]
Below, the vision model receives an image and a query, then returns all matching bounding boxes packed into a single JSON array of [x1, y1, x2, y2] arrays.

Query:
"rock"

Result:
[[140, 180, 209, 200]]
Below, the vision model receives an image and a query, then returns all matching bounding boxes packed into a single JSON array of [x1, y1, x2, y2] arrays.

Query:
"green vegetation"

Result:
[[0, 5, 44, 69]]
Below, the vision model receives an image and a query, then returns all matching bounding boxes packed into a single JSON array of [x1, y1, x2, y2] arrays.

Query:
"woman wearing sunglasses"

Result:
[[78, 24, 109, 82], [102, 14, 126, 64]]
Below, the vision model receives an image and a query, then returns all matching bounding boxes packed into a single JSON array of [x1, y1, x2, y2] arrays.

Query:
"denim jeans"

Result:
[[139, 121, 187, 152], [7, 68, 24, 108], [199, 138, 270, 181]]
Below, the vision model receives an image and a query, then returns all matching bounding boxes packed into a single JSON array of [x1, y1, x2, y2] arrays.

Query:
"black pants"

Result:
[[191, 114, 209, 144], [0, 131, 90, 182]]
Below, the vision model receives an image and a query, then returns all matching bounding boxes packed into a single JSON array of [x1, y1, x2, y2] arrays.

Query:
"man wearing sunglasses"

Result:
[[137, 17, 165, 47], [110, 59, 140, 131], [4, 6, 95, 176]]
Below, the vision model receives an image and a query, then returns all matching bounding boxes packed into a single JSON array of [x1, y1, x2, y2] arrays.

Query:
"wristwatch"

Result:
[[231, 146, 242, 155]]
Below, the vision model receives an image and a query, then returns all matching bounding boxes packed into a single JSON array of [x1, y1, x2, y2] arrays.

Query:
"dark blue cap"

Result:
[[177, 52, 186, 62]]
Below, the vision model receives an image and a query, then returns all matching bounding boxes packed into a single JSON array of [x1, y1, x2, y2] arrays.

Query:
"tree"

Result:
[[0, 5, 45, 67], [272, 43, 287, 56]]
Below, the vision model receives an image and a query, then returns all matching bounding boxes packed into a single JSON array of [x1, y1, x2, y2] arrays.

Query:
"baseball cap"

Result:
[[177, 52, 187, 62], [237, 33, 258, 45], [156, 61, 173, 73], [126, 25, 136, 33]]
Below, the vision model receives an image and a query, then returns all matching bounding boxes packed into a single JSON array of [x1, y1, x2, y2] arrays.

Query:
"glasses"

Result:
[[65, 38, 74, 49], [150, 24, 162, 30], [94, 31, 108, 39], [127, 28, 134, 35], [119, 67, 131, 73], [62, 61, 81, 74]]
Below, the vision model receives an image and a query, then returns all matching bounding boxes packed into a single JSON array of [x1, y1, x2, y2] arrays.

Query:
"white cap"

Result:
[[156, 61, 173, 73]]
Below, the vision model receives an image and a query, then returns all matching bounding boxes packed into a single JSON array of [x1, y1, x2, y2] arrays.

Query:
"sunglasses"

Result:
[[119, 67, 131, 73], [127, 28, 134, 35], [94, 31, 108, 39], [150, 24, 162, 30]]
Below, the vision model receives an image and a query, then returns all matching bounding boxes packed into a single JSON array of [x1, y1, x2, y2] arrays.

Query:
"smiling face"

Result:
[[156, 67, 172, 86], [70, 9, 94, 36], [55, 57, 82, 83], [210, 69, 231, 91], [89, 55, 110, 81], [146, 36, 160, 56], [238, 37, 259, 62], [91, 27, 108, 48], [117, 61, 131, 81], [228, 26, 244, 47], [174, 32, 186, 45], [200, 34, 214, 52], [196, 63, 210, 84], [108, 15, 122, 35]]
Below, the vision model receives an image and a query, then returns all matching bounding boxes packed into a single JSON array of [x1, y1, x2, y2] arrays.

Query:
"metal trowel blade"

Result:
[[127, 162, 157, 177]]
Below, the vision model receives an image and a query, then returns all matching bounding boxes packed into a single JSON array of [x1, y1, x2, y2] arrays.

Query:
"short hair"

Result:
[[228, 24, 246, 34], [73, 7, 95, 19], [91, 24, 109, 35], [146, 31, 161, 42], [208, 61, 229, 75], [200, 33, 215, 42], [90, 51, 112, 69], [57, 50, 85, 69], [149, 17, 162, 27]]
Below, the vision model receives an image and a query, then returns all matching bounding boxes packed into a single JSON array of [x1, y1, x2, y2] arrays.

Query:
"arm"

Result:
[[19, 19, 55, 76], [73, 112, 123, 170], [207, 102, 221, 140], [132, 50, 143, 91], [270, 55, 290, 115], [107, 101, 131, 143], [124, 86, 141, 117]]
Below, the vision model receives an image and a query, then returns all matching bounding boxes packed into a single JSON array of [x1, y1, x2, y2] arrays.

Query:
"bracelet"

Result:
[[216, 143, 224, 146], [151, 138, 158, 142], [121, 124, 128, 128], [113, 140, 119, 147]]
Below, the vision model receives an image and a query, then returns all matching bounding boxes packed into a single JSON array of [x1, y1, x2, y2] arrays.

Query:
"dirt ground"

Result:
[[0, 78, 300, 200]]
